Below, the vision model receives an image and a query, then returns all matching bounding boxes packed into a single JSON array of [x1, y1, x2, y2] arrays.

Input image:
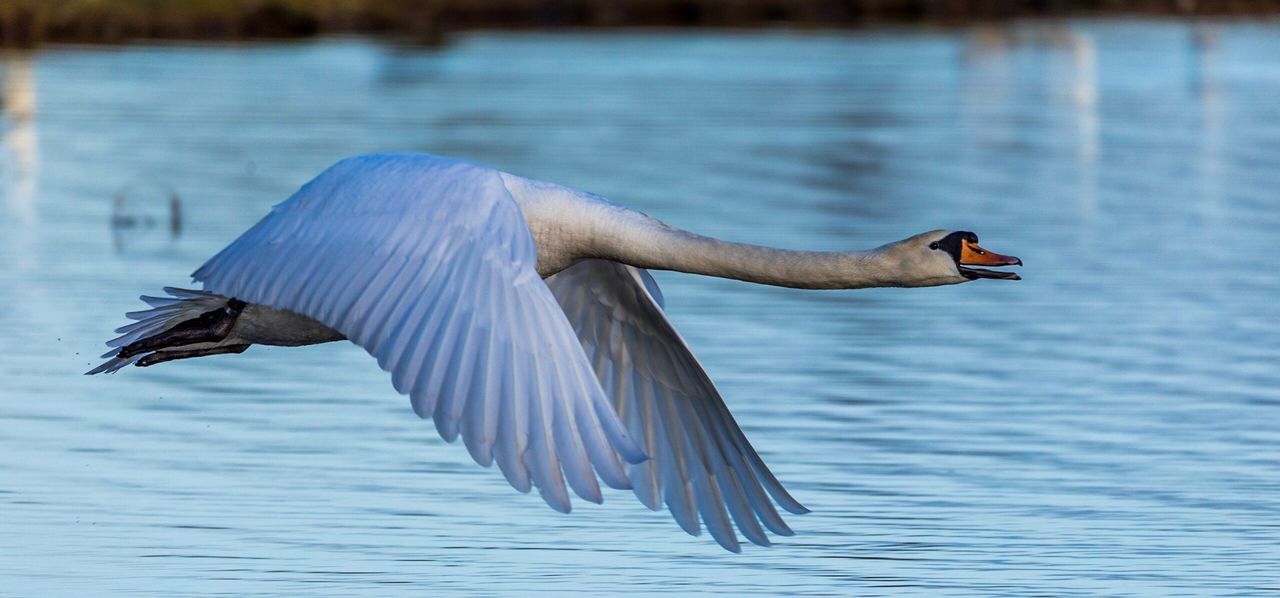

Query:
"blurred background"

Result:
[[3, 1, 1280, 595], [4, 0, 1280, 45]]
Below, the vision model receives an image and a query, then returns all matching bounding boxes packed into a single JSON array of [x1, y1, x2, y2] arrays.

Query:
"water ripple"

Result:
[[2, 21, 1279, 596]]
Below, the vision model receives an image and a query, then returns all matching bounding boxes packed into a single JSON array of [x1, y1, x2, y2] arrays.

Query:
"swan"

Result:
[[89, 153, 1021, 552]]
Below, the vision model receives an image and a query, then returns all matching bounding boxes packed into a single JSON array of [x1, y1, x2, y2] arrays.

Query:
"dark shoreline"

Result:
[[3, 0, 1280, 47]]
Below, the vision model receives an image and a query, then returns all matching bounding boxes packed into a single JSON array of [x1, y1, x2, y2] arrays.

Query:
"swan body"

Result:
[[90, 153, 1021, 552]]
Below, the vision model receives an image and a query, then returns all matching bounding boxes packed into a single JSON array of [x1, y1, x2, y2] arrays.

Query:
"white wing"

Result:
[[192, 154, 645, 513], [546, 259, 808, 552]]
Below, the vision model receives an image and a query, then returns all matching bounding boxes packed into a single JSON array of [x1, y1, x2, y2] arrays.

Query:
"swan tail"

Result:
[[86, 287, 232, 374]]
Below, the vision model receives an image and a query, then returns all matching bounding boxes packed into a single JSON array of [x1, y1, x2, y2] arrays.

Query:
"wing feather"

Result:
[[545, 259, 808, 551], [191, 154, 643, 515]]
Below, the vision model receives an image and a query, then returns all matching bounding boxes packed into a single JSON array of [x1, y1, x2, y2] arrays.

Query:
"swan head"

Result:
[[876, 230, 1022, 287]]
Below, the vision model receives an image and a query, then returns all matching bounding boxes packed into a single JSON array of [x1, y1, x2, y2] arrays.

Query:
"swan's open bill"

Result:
[[932, 230, 1023, 281], [88, 153, 1023, 552]]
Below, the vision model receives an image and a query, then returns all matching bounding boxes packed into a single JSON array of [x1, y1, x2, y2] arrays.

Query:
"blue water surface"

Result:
[[1, 21, 1278, 595]]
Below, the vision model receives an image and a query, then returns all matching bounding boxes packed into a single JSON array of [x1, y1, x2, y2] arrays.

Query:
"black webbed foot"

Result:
[[136, 343, 251, 367], [119, 298, 246, 358]]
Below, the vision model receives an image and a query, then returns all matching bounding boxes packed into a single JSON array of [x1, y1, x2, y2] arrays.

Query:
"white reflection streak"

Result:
[[1068, 30, 1098, 218], [959, 25, 1011, 198], [1191, 24, 1223, 230], [3, 51, 39, 225]]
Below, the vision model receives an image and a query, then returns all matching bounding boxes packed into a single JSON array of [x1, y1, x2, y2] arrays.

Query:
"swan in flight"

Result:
[[89, 153, 1021, 552]]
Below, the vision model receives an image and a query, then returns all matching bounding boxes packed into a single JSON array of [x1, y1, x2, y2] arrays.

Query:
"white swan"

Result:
[[89, 153, 1021, 552]]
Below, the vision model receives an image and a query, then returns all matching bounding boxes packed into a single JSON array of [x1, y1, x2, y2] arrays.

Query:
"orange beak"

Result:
[[960, 239, 1022, 267], [959, 239, 1022, 280]]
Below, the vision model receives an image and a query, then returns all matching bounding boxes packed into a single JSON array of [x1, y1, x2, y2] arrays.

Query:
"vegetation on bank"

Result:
[[2, 0, 1279, 46]]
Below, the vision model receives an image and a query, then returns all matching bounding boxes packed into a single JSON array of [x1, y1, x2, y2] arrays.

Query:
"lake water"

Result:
[[3, 21, 1279, 595]]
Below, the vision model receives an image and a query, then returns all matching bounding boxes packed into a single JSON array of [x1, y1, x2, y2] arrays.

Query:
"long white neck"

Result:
[[504, 174, 905, 290]]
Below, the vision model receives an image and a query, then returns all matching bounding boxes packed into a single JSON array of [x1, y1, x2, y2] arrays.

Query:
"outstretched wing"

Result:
[[192, 153, 644, 513], [546, 259, 808, 552]]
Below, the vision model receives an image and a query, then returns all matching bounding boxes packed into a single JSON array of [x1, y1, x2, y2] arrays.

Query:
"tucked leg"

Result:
[[136, 343, 251, 367], [119, 299, 246, 358]]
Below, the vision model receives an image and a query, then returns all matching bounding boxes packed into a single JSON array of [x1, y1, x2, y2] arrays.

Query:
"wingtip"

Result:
[[765, 482, 811, 515], [673, 511, 703, 537], [84, 362, 116, 375], [716, 537, 744, 554], [746, 536, 772, 549], [785, 502, 811, 515], [537, 485, 573, 514]]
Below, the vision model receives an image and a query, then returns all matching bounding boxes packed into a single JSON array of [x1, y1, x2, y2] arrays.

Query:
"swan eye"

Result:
[[929, 242, 940, 250]]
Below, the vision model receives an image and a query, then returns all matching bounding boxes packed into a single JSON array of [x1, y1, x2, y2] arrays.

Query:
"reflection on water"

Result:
[[1191, 25, 1225, 227], [2, 51, 38, 225], [109, 181, 183, 254], [3, 22, 1280, 595]]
